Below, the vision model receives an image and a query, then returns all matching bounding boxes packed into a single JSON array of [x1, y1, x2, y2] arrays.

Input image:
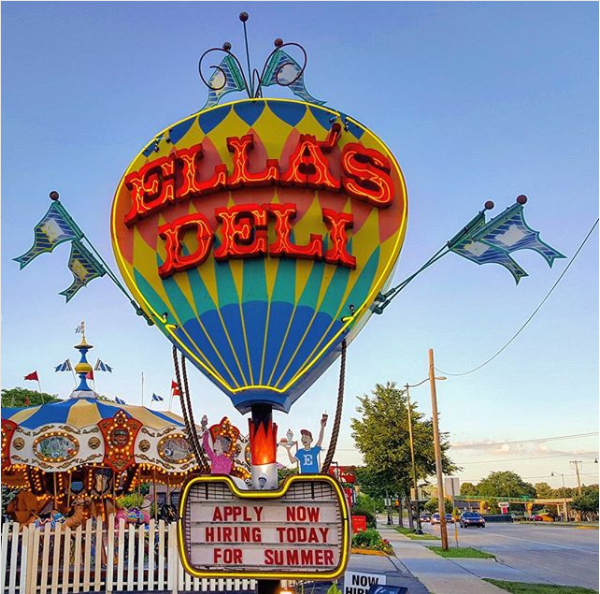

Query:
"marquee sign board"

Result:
[[344, 571, 387, 594], [178, 474, 350, 579], [111, 98, 408, 414]]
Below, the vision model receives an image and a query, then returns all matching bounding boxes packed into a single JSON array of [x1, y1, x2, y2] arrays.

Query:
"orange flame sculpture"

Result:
[[248, 417, 278, 466]]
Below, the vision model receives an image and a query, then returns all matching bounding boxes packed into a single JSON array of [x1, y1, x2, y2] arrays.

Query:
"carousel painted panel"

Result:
[[8, 425, 103, 472]]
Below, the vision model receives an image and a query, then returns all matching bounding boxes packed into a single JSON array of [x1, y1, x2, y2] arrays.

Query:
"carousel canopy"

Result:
[[1, 330, 197, 480], [2, 398, 185, 430]]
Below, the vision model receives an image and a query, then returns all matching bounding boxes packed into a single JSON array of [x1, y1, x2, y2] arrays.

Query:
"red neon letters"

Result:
[[124, 127, 396, 276], [280, 125, 342, 190], [157, 204, 357, 278], [158, 213, 214, 278], [268, 204, 323, 260], [227, 135, 279, 188], [341, 143, 394, 207], [322, 209, 356, 268], [214, 204, 269, 261]]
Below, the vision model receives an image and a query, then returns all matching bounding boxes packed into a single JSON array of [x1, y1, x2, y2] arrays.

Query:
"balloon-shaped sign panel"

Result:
[[112, 99, 407, 413]]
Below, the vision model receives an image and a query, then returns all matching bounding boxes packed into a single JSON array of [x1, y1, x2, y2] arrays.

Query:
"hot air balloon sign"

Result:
[[111, 79, 407, 417]]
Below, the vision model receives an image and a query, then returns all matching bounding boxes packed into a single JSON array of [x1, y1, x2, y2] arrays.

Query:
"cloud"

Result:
[[451, 432, 598, 454], [452, 439, 597, 462]]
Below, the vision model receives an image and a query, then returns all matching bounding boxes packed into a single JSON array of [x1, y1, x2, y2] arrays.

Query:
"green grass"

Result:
[[426, 546, 495, 559], [515, 522, 599, 529], [394, 526, 440, 540], [484, 579, 598, 594]]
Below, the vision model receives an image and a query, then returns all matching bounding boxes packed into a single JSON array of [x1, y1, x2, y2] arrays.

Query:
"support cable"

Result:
[[321, 340, 347, 474], [437, 218, 599, 377], [172, 346, 208, 472], [181, 353, 211, 472]]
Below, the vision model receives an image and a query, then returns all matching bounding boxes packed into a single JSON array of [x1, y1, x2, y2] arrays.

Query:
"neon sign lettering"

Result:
[[123, 125, 396, 277]]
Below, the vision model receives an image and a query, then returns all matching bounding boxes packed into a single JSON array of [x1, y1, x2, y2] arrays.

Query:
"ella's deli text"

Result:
[[123, 124, 397, 278]]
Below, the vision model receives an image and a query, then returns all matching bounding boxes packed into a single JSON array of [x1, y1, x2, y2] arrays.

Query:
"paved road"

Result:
[[422, 521, 599, 590]]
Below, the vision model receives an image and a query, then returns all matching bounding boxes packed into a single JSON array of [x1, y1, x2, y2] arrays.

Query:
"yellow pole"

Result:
[[153, 468, 158, 521], [454, 516, 459, 548], [67, 472, 72, 510]]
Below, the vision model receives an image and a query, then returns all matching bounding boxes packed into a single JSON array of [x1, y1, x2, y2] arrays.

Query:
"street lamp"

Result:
[[405, 374, 447, 535]]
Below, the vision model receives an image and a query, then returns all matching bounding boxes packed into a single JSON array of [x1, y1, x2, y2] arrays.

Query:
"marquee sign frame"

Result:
[[177, 474, 351, 580]]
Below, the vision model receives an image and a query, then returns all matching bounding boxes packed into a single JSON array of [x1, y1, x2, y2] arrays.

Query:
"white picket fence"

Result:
[[1, 518, 256, 594]]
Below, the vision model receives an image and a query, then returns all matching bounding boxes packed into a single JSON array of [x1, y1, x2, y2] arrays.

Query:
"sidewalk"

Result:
[[379, 525, 508, 594]]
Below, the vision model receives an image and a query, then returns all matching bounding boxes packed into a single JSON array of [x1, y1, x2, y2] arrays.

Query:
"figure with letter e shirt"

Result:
[[281, 413, 328, 473]]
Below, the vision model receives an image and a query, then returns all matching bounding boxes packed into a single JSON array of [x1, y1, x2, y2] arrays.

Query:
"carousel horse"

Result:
[[34, 510, 65, 529], [21, 494, 92, 530], [6, 491, 47, 524], [63, 495, 92, 530]]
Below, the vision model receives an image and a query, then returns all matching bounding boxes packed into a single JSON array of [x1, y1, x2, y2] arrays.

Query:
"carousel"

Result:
[[1, 331, 250, 526]]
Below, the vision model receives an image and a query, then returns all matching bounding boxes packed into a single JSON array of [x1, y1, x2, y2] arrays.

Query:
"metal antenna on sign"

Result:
[[239, 12, 254, 96]]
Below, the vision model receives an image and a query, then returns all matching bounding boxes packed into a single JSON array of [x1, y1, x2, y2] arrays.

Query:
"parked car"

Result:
[[530, 514, 544, 521], [431, 513, 441, 525], [460, 512, 486, 528], [445, 514, 455, 524], [420, 513, 431, 523]]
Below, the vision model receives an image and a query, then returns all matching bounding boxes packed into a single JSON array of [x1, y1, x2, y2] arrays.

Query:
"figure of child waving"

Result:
[[281, 413, 328, 473]]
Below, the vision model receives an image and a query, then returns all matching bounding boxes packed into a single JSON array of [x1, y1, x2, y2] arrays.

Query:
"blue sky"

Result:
[[2, 2, 598, 489]]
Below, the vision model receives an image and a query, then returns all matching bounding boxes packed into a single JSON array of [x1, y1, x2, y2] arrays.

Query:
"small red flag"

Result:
[[171, 380, 180, 396], [24, 371, 39, 381], [86, 370, 94, 380]]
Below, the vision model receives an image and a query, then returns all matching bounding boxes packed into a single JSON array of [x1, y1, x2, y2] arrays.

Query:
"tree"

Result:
[[356, 466, 395, 500], [1, 387, 59, 408], [460, 482, 478, 496], [477, 471, 536, 499], [424, 497, 452, 514], [581, 484, 599, 496], [554, 486, 575, 499], [572, 489, 599, 515], [535, 482, 554, 499], [355, 493, 382, 514], [351, 382, 456, 500], [278, 466, 298, 483]]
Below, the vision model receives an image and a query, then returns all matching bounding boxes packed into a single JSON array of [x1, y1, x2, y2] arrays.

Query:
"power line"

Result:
[[335, 431, 598, 454], [460, 471, 598, 482], [437, 218, 599, 377], [450, 431, 599, 450], [454, 452, 599, 465]]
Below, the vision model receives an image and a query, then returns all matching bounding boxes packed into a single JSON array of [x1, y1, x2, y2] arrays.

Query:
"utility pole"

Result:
[[405, 383, 423, 534], [551, 472, 569, 521], [429, 348, 449, 551], [570, 460, 583, 496]]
